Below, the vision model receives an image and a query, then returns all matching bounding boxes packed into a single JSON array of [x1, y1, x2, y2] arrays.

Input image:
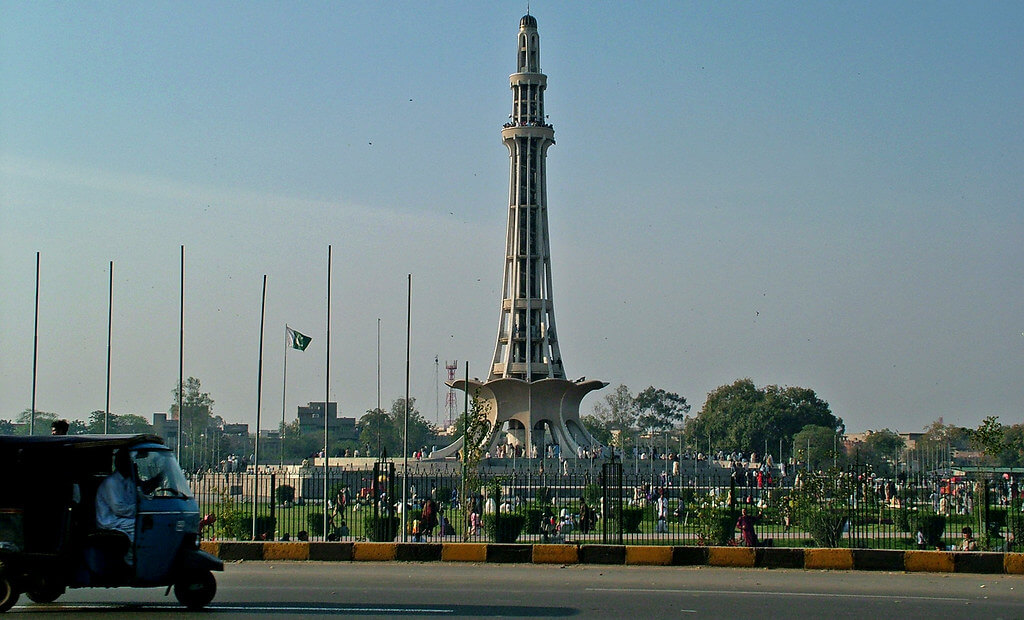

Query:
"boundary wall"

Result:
[[200, 542, 1024, 574]]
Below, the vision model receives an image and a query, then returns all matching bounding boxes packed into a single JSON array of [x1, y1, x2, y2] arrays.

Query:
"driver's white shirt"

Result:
[[96, 471, 137, 542]]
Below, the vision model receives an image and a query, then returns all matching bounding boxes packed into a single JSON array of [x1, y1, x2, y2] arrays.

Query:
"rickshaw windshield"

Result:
[[133, 449, 193, 498]]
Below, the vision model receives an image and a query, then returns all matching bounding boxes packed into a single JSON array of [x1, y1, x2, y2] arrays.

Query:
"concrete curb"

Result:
[[804, 548, 853, 570], [486, 543, 532, 563], [757, 547, 804, 569], [905, 550, 953, 573], [263, 542, 310, 561], [852, 549, 904, 571], [578, 545, 625, 565], [533, 544, 579, 564], [201, 542, 1024, 574], [352, 542, 396, 561], [708, 547, 756, 568], [625, 546, 673, 566], [441, 543, 487, 562]]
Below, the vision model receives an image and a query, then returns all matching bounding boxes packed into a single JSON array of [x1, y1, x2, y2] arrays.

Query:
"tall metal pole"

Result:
[[462, 362, 469, 534], [401, 274, 411, 541], [281, 326, 288, 468], [30, 252, 39, 436], [105, 260, 113, 433], [177, 245, 184, 459], [376, 317, 381, 457], [252, 274, 267, 540], [323, 245, 332, 539]]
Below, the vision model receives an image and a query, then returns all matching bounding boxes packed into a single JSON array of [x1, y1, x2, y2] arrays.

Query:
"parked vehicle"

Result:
[[0, 434, 223, 611]]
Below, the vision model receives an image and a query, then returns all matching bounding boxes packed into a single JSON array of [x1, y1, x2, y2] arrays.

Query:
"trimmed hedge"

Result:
[[484, 513, 526, 543], [365, 515, 400, 542]]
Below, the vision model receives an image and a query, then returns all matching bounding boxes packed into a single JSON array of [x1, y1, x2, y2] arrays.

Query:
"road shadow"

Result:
[[15, 602, 580, 617]]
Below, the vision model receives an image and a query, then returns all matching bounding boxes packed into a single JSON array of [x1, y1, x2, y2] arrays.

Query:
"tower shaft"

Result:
[[490, 15, 564, 382]]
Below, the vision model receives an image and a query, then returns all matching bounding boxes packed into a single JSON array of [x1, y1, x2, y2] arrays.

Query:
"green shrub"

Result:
[[789, 468, 856, 548], [275, 485, 295, 504], [802, 509, 848, 548], [435, 486, 453, 506], [693, 492, 735, 546], [307, 512, 325, 536], [484, 514, 526, 543], [535, 486, 553, 505], [220, 512, 252, 540], [364, 515, 400, 541], [620, 507, 645, 534], [916, 513, 946, 547], [1007, 506, 1024, 550], [255, 515, 276, 540], [583, 484, 601, 507], [213, 490, 248, 539], [523, 505, 549, 535], [895, 507, 913, 533]]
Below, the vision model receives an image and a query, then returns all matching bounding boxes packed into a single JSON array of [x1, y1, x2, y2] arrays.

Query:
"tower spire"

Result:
[[431, 14, 605, 462], [490, 14, 561, 382]]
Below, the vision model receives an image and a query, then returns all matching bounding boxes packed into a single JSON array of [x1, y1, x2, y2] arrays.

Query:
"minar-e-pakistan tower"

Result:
[[433, 14, 605, 459]]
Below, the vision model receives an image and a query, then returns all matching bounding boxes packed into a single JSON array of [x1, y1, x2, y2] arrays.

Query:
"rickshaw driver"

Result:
[[95, 450, 137, 562]]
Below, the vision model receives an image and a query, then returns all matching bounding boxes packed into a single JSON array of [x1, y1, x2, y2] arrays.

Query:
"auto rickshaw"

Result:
[[0, 434, 223, 611]]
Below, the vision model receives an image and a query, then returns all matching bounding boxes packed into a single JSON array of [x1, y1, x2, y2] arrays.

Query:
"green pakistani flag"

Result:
[[286, 326, 312, 351]]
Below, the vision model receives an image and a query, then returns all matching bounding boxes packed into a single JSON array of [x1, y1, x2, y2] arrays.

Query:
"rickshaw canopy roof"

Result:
[[0, 433, 165, 452]]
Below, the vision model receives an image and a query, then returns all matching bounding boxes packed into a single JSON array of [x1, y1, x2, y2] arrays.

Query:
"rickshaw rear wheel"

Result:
[[174, 570, 216, 610], [26, 583, 65, 604], [0, 574, 19, 613]]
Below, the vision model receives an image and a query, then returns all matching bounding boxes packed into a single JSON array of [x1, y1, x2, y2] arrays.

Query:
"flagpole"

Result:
[[253, 274, 267, 540], [324, 244, 332, 540], [30, 252, 40, 436], [105, 260, 113, 434], [177, 245, 184, 460], [402, 274, 410, 542], [376, 317, 381, 457], [281, 325, 288, 469]]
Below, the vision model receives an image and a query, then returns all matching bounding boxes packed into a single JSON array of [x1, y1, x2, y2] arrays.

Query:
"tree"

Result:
[[171, 377, 216, 467], [999, 424, 1024, 468], [580, 414, 612, 446], [355, 397, 435, 458], [970, 416, 1008, 464], [590, 384, 638, 431], [85, 410, 153, 435], [684, 379, 841, 459], [281, 419, 322, 462], [634, 386, 690, 433], [390, 397, 435, 456], [357, 408, 395, 457], [16, 408, 59, 435], [850, 429, 906, 475], [171, 376, 214, 418], [792, 424, 845, 470]]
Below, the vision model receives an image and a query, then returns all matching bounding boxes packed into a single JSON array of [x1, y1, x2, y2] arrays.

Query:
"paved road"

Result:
[[9, 562, 1023, 619]]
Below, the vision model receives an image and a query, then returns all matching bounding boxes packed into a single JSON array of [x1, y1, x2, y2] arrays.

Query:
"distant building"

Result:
[[222, 423, 248, 436], [845, 430, 926, 451], [296, 402, 357, 440], [152, 413, 179, 450]]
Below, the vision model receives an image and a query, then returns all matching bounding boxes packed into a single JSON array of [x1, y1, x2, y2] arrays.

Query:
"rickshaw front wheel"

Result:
[[0, 574, 19, 613], [174, 570, 216, 610], [26, 582, 65, 604]]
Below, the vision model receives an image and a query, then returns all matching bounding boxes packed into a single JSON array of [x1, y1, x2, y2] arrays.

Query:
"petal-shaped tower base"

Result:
[[430, 377, 607, 459]]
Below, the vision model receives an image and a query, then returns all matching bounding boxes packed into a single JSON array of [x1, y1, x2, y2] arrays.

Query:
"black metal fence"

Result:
[[188, 461, 1023, 551]]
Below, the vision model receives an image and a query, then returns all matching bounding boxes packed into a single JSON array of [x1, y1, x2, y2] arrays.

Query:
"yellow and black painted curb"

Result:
[[200, 542, 1024, 574]]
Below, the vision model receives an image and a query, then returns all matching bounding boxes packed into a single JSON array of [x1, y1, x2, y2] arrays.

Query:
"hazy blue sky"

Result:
[[2, 1, 1021, 436]]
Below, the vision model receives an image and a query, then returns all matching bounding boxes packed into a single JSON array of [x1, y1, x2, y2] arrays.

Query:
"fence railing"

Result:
[[187, 463, 1023, 551]]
